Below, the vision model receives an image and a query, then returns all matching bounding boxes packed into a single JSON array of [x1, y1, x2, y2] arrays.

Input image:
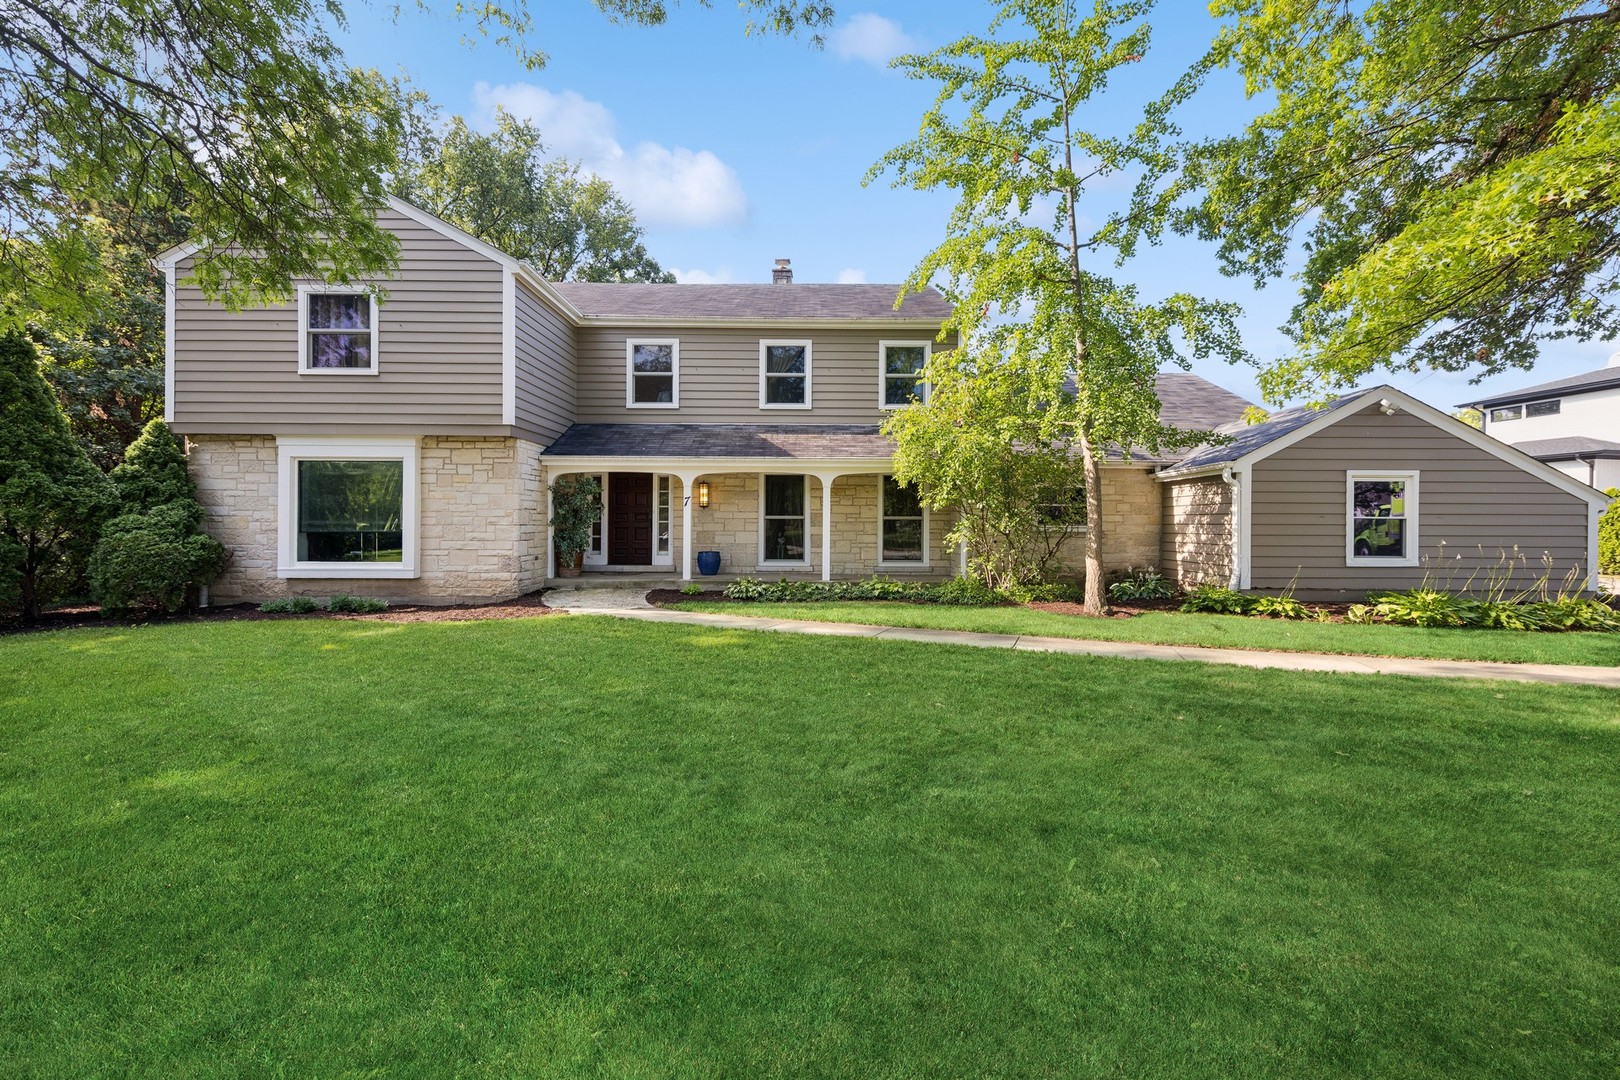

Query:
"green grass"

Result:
[[670, 599, 1620, 665], [2, 617, 1618, 1078]]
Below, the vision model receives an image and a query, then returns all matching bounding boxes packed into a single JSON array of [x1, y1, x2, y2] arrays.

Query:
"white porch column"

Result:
[[673, 470, 701, 582], [816, 472, 840, 583]]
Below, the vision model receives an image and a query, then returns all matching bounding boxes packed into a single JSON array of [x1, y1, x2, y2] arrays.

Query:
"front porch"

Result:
[[542, 467, 966, 584]]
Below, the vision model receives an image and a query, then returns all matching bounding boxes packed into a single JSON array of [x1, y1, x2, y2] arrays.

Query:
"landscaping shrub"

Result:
[[327, 594, 389, 614], [1179, 584, 1256, 615], [260, 596, 321, 614], [719, 575, 1062, 606], [1600, 488, 1619, 575], [87, 503, 226, 616], [1250, 594, 1312, 620], [1107, 568, 1174, 601], [88, 420, 224, 616]]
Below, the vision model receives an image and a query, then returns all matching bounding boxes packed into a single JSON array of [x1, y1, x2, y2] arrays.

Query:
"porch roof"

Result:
[[542, 424, 896, 460]]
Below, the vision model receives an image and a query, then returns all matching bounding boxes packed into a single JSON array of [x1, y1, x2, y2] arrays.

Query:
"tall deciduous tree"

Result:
[[0, 329, 115, 620], [395, 106, 674, 283], [0, 0, 829, 327], [30, 207, 189, 469], [1172, 0, 1620, 402], [870, 0, 1248, 613]]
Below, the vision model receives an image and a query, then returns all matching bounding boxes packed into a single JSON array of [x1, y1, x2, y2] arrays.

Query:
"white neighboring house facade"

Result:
[[1462, 356, 1620, 491]]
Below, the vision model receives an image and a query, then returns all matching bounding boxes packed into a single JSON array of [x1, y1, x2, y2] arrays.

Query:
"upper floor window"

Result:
[[760, 340, 811, 409], [880, 341, 930, 409], [1526, 399, 1561, 418], [1489, 405, 1522, 422], [627, 339, 679, 408], [298, 287, 378, 374]]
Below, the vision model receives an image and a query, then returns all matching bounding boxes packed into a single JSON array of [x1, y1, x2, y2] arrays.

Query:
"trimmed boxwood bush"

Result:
[[88, 502, 225, 616]]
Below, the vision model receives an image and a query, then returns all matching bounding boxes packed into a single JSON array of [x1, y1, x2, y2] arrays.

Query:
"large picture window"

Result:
[[879, 341, 929, 409], [299, 288, 377, 373], [277, 438, 419, 578], [761, 475, 808, 563], [298, 460, 404, 563], [1347, 472, 1418, 566], [760, 341, 811, 408], [880, 476, 926, 563], [627, 339, 678, 407]]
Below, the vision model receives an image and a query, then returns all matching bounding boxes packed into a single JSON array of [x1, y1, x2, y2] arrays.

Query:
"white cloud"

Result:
[[670, 267, 736, 284], [472, 81, 749, 229], [831, 13, 916, 68], [835, 268, 868, 284]]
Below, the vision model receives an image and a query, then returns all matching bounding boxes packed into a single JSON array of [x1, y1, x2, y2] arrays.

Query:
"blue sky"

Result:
[[335, 1, 1617, 412]]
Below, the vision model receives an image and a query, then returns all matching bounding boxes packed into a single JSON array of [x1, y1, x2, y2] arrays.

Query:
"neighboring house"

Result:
[[159, 200, 1610, 604], [1460, 356, 1620, 490]]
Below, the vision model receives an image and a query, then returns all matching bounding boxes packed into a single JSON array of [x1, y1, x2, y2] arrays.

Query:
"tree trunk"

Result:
[[1079, 427, 1107, 616]]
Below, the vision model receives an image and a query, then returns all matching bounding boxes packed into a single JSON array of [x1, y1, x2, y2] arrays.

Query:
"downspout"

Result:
[[1222, 467, 1242, 591]]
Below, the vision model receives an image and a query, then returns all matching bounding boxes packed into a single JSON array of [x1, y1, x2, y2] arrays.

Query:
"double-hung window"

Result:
[[299, 287, 378, 373], [627, 339, 678, 407], [760, 340, 811, 408], [277, 437, 419, 578], [761, 475, 808, 564], [880, 476, 926, 564], [879, 341, 930, 408], [1347, 471, 1418, 566]]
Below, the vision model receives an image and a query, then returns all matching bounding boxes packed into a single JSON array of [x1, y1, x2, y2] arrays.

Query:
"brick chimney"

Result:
[[772, 258, 792, 285]]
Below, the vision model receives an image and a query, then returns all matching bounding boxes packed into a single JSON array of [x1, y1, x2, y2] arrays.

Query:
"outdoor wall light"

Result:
[[696, 480, 711, 508]]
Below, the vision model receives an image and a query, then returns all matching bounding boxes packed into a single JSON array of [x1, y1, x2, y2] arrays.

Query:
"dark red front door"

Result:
[[608, 472, 654, 564]]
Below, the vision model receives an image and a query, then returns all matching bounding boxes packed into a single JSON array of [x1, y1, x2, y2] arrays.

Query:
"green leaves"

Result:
[[393, 102, 674, 283], [1178, 0, 1620, 401]]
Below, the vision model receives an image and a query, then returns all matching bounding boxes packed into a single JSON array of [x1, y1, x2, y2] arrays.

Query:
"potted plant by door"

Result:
[[550, 475, 602, 578]]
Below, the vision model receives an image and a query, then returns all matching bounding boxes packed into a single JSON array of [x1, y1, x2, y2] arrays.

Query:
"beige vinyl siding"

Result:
[[513, 280, 575, 444], [1160, 476, 1233, 588], [573, 325, 953, 424], [1249, 403, 1592, 597], [170, 208, 508, 435]]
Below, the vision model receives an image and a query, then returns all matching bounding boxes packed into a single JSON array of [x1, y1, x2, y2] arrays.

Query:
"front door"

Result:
[[608, 472, 654, 564]]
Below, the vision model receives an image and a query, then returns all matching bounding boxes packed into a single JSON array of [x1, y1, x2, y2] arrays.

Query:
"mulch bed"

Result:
[[2, 591, 561, 636]]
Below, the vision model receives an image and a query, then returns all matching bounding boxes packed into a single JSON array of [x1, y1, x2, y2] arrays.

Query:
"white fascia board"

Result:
[[163, 262, 176, 423], [501, 269, 517, 426], [155, 240, 202, 271]]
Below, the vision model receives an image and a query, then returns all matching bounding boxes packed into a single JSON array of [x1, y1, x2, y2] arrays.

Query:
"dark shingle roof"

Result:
[[1512, 436, 1620, 460], [544, 373, 1258, 464], [1460, 365, 1620, 409], [549, 282, 953, 321], [1155, 373, 1254, 432], [544, 424, 895, 459], [1161, 387, 1379, 475]]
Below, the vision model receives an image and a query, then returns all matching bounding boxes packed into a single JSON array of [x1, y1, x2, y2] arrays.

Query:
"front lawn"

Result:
[[669, 599, 1620, 665], [2, 617, 1617, 1077]]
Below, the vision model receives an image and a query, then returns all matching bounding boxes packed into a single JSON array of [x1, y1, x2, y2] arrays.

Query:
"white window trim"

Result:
[[759, 339, 812, 410], [1346, 470, 1419, 568], [277, 436, 420, 578], [626, 338, 680, 409], [878, 340, 930, 410], [758, 474, 811, 566], [877, 475, 930, 568], [297, 284, 380, 376]]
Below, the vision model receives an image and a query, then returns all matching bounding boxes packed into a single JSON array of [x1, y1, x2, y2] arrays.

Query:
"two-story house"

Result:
[[1461, 356, 1620, 490], [161, 199, 1610, 604]]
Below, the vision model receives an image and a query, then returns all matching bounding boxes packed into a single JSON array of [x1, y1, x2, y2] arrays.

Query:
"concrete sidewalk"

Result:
[[568, 606, 1620, 688]]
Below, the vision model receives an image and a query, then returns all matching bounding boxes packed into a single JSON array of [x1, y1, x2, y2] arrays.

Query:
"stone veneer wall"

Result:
[[189, 434, 545, 605], [1044, 467, 1164, 579]]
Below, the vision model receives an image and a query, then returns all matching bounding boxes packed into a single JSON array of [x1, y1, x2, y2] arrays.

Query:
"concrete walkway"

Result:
[[561, 606, 1620, 688]]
